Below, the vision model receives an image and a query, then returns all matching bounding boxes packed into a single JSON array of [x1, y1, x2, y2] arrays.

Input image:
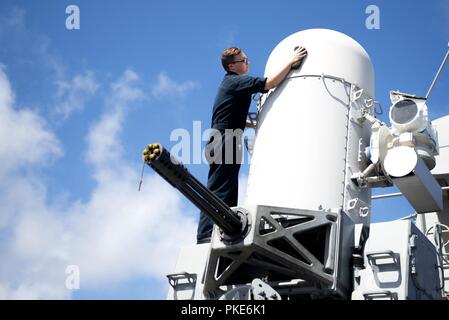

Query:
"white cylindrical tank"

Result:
[[245, 29, 374, 214]]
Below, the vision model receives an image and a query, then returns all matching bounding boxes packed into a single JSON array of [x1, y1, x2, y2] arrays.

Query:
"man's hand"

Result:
[[291, 46, 307, 69], [265, 46, 308, 90]]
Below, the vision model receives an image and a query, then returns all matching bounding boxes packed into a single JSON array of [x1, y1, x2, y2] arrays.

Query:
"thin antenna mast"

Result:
[[426, 43, 449, 100]]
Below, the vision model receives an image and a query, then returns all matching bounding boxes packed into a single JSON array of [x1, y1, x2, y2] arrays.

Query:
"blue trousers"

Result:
[[196, 130, 242, 244]]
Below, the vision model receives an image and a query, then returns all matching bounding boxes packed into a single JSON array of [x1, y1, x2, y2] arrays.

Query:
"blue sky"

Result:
[[0, 0, 448, 299]]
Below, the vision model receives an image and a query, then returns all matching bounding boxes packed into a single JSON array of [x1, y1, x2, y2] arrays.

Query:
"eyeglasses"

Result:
[[230, 57, 248, 64]]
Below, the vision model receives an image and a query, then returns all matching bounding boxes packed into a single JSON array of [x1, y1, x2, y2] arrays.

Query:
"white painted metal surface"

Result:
[[384, 146, 443, 213], [419, 115, 449, 293], [384, 146, 420, 177], [245, 29, 374, 216], [432, 115, 449, 182], [166, 244, 209, 300], [352, 220, 442, 300]]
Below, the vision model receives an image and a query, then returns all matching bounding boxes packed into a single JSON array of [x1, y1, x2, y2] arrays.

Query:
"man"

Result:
[[197, 46, 307, 244]]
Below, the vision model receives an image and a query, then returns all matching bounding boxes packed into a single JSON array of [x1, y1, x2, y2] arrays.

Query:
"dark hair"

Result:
[[221, 47, 242, 72]]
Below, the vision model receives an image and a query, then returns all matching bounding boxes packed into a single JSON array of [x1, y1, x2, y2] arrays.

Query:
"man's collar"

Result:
[[226, 71, 238, 76]]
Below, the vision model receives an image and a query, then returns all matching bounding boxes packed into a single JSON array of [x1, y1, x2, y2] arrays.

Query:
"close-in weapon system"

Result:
[[143, 29, 449, 300]]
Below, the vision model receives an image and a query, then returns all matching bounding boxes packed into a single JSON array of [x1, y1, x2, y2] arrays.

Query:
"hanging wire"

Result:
[[138, 161, 146, 191]]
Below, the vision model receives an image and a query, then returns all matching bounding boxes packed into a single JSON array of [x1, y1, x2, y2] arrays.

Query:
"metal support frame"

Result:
[[203, 205, 354, 299]]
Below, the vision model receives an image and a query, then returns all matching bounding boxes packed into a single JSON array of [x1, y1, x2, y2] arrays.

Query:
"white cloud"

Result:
[[55, 71, 99, 120], [86, 69, 143, 173], [0, 67, 68, 299], [0, 65, 62, 177], [78, 69, 197, 286], [72, 69, 197, 289], [68, 172, 197, 286], [151, 71, 199, 98], [0, 167, 197, 298], [0, 68, 197, 299]]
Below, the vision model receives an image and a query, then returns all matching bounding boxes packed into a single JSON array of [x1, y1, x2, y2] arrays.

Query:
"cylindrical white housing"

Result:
[[245, 29, 374, 213]]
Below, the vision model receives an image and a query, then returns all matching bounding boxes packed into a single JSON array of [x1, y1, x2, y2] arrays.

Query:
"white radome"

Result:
[[245, 29, 374, 212], [264, 29, 374, 96]]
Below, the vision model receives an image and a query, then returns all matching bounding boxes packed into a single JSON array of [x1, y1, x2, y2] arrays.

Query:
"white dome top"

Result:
[[264, 29, 375, 97]]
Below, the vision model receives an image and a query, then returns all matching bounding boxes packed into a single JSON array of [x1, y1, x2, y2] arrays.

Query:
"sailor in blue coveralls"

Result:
[[197, 46, 307, 244]]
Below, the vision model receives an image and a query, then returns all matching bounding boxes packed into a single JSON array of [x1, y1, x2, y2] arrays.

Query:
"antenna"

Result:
[[425, 42, 449, 100]]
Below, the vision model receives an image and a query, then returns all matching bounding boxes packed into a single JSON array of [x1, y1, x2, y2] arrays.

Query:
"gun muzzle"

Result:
[[143, 143, 245, 238]]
